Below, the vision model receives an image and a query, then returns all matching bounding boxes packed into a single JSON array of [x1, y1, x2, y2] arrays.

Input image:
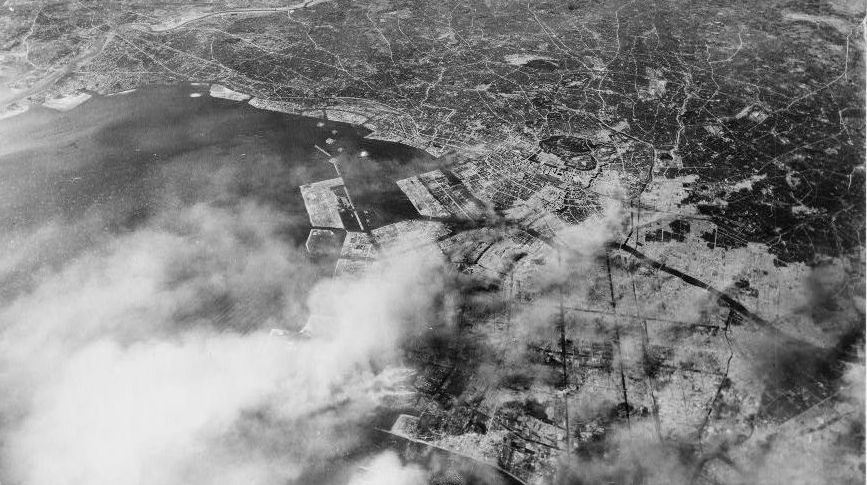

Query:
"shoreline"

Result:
[[1, 79, 455, 159]]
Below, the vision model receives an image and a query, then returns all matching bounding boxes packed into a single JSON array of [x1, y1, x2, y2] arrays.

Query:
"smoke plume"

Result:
[[0, 133, 452, 485]]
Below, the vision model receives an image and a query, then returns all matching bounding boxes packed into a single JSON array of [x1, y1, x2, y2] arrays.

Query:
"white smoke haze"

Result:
[[554, 420, 693, 485], [551, 190, 626, 260], [346, 451, 426, 485], [0, 163, 453, 485], [502, 185, 628, 359], [841, 348, 866, 413], [535, 183, 626, 295]]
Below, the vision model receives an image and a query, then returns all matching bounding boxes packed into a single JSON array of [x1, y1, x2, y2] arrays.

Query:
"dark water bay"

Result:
[[0, 84, 439, 299], [0, 84, 436, 235]]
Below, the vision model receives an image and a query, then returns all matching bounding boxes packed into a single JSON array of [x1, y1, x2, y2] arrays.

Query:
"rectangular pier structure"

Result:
[[300, 177, 347, 229]]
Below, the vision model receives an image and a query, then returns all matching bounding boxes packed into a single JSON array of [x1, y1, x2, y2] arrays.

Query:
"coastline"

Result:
[[2, 77, 455, 159]]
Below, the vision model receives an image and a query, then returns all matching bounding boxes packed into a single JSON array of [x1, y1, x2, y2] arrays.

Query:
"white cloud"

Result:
[[347, 452, 427, 485], [0, 195, 448, 485]]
